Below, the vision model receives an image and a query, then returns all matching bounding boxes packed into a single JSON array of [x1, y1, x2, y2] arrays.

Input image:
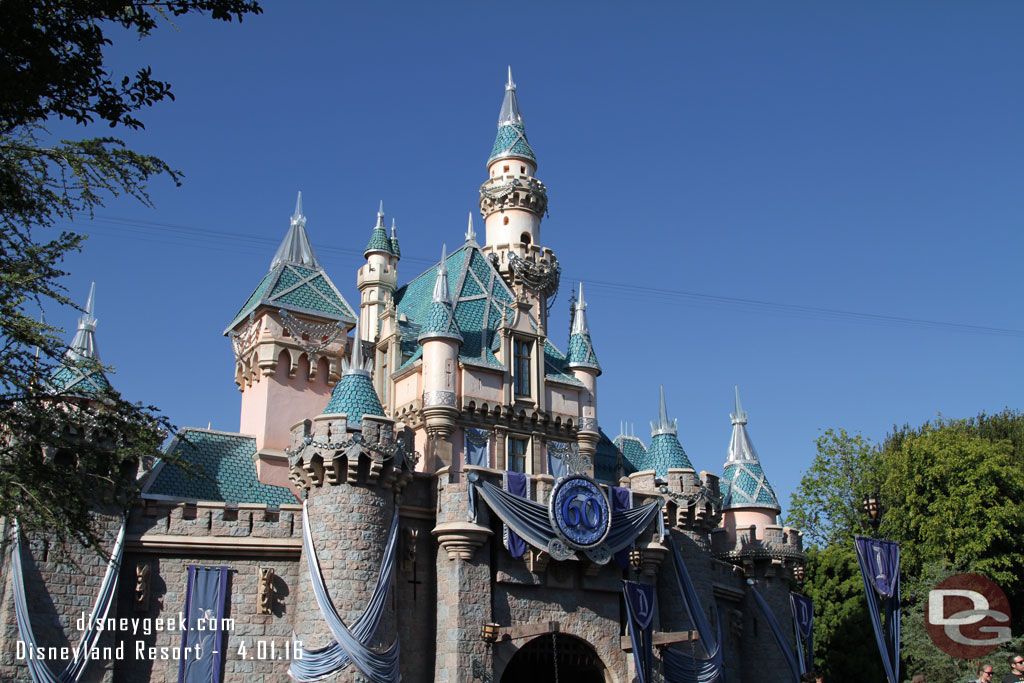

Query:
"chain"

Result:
[[551, 631, 560, 683]]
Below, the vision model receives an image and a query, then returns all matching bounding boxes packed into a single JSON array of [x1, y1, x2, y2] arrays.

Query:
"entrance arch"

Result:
[[499, 632, 608, 683]]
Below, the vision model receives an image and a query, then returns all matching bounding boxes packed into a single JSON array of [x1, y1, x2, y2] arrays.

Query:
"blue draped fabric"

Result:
[[546, 440, 572, 480], [10, 518, 126, 683], [289, 502, 401, 683], [178, 566, 229, 683], [790, 593, 814, 674], [464, 428, 489, 467], [472, 478, 662, 560], [502, 471, 529, 559], [611, 486, 632, 569], [624, 581, 656, 683], [855, 536, 901, 683], [749, 587, 801, 683], [664, 534, 724, 683]]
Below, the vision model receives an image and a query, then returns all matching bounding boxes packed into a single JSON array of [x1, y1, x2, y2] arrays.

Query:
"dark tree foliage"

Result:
[[0, 0, 261, 555]]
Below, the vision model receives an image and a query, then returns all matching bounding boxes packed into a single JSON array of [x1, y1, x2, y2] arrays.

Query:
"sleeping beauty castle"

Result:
[[0, 70, 807, 683]]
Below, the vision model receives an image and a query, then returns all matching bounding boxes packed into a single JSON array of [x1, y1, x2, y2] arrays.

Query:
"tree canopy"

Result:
[[789, 410, 1024, 682], [0, 0, 261, 554]]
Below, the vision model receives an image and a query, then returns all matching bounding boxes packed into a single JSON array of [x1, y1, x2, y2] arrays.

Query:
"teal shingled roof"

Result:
[[418, 300, 463, 342], [489, 123, 536, 165], [646, 432, 694, 478], [323, 372, 385, 424], [544, 341, 583, 386], [47, 364, 113, 397], [594, 429, 620, 485], [145, 429, 297, 505], [566, 332, 600, 372], [365, 226, 393, 257], [721, 462, 781, 511], [225, 262, 356, 334], [614, 435, 649, 476]]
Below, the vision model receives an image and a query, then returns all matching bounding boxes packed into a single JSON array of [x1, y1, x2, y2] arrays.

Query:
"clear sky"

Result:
[[45, 1, 1024, 516]]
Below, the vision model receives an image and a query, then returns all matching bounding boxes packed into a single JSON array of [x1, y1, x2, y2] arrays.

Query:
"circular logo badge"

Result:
[[926, 573, 1012, 659], [548, 474, 611, 550]]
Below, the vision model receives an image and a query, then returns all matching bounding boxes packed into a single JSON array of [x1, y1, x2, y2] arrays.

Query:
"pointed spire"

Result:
[[731, 384, 748, 425], [67, 281, 99, 362], [271, 191, 320, 269], [489, 67, 535, 165], [567, 282, 600, 372], [343, 319, 371, 377], [389, 218, 401, 259], [498, 66, 523, 127], [364, 201, 394, 257], [571, 283, 589, 335], [722, 387, 780, 511], [650, 385, 678, 436], [465, 212, 477, 244], [432, 244, 450, 303], [418, 245, 463, 344], [326, 318, 384, 421]]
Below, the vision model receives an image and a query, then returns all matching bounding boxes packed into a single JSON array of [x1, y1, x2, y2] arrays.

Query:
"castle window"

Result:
[[520, 165, 525, 174], [503, 165, 509, 173], [503, 216, 509, 225], [513, 339, 532, 397], [508, 436, 528, 473], [520, 232, 531, 246]]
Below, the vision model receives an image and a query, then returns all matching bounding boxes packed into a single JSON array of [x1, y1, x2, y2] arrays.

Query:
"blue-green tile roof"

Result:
[[543, 340, 583, 386], [721, 462, 781, 511], [146, 429, 297, 505], [646, 432, 694, 478], [614, 435, 649, 476], [489, 123, 536, 164], [566, 332, 600, 372], [594, 429, 620, 484], [47, 363, 113, 397], [365, 226, 394, 257], [389, 234, 401, 258], [323, 373, 385, 424], [226, 263, 356, 333], [418, 300, 463, 342]]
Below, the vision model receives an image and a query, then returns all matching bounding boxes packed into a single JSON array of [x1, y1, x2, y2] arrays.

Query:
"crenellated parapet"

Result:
[[479, 174, 548, 221], [286, 413, 417, 492]]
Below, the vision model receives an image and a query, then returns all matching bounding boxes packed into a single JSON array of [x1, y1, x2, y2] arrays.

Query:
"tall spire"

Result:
[[465, 212, 477, 244], [389, 218, 401, 259], [651, 385, 677, 436], [488, 67, 536, 165], [67, 281, 99, 362], [343, 319, 371, 377], [721, 386, 780, 511], [566, 283, 600, 372], [432, 245, 450, 303], [324, 317, 385, 422], [418, 245, 463, 344], [270, 191, 320, 269], [364, 201, 394, 257], [498, 66, 523, 127]]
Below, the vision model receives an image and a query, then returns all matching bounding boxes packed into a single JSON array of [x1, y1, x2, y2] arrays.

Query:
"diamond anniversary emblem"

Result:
[[548, 474, 612, 550]]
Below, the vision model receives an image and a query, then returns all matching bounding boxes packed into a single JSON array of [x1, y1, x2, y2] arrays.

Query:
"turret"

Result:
[[225, 192, 356, 484], [418, 246, 463, 466], [645, 386, 694, 479], [712, 386, 803, 573], [47, 282, 113, 397], [566, 283, 601, 459], [358, 201, 399, 343]]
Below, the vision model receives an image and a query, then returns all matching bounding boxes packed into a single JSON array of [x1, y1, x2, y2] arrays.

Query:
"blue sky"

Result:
[[45, 2, 1024, 516]]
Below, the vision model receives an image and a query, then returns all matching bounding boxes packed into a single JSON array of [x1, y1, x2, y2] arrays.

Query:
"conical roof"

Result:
[[48, 282, 113, 396], [417, 245, 463, 344], [364, 201, 394, 257], [566, 283, 600, 373], [389, 218, 401, 259], [488, 67, 536, 165], [225, 196, 356, 334], [645, 386, 693, 477], [720, 386, 780, 512], [322, 319, 385, 424]]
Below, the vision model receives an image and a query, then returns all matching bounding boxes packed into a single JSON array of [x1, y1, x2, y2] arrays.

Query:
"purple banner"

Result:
[[855, 536, 900, 598], [854, 536, 901, 683], [178, 566, 229, 683], [502, 471, 529, 559], [623, 581, 655, 683]]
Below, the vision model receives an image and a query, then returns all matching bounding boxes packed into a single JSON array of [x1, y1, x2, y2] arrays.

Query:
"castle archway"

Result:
[[499, 632, 608, 683]]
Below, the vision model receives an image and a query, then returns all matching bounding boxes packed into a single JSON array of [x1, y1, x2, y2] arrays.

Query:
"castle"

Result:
[[0, 70, 806, 683]]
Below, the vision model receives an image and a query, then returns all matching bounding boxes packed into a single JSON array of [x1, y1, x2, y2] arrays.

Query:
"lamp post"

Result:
[[792, 564, 806, 584], [862, 493, 884, 534]]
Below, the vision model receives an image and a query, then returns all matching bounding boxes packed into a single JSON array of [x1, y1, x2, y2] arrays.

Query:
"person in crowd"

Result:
[[971, 662, 994, 682], [1003, 653, 1024, 683]]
